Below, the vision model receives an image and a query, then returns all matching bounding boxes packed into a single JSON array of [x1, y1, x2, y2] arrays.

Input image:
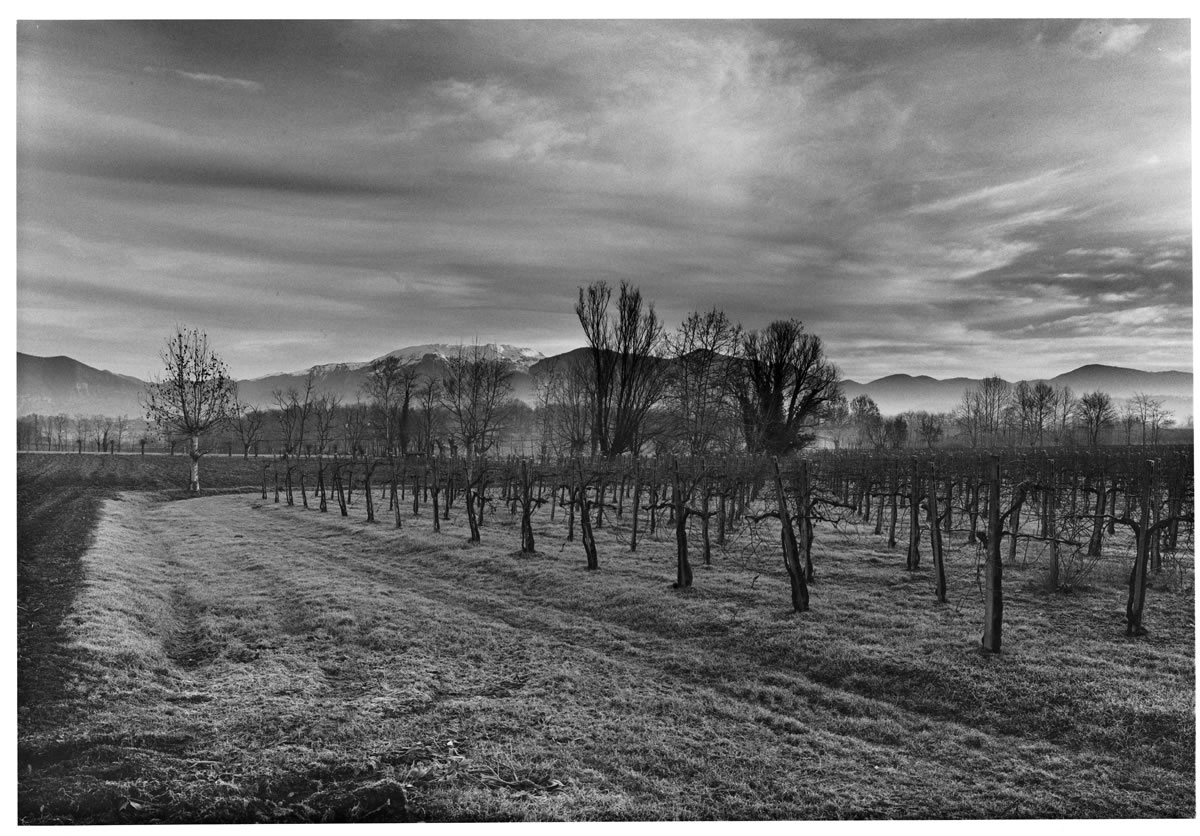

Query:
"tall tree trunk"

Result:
[[774, 459, 808, 613], [188, 434, 201, 493], [577, 473, 598, 571]]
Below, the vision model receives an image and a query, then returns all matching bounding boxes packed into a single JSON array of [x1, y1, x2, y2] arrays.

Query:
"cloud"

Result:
[[14, 20, 1194, 381], [1067, 21, 1151, 57], [144, 66, 263, 92]]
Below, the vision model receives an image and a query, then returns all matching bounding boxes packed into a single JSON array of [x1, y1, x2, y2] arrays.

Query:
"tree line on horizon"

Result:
[[15, 281, 1190, 471]]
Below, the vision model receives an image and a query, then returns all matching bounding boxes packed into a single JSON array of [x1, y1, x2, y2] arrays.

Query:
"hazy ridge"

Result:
[[17, 350, 1194, 424]]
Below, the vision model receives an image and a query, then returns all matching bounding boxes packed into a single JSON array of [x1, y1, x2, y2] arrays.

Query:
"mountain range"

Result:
[[16, 349, 1194, 425]]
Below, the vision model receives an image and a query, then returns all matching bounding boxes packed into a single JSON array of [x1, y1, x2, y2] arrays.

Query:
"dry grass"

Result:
[[16, 456, 1196, 822]]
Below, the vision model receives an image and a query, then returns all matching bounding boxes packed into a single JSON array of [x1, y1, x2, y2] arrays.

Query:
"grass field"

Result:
[[15, 452, 1196, 822]]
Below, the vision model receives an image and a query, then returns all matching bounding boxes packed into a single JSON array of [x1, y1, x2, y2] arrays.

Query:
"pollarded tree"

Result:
[[141, 327, 237, 493], [733, 319, 841, 456], [576, 280, 668, 458]]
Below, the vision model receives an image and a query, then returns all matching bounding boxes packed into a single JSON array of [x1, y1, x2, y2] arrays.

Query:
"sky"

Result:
[[14, 15, 1193, 383]]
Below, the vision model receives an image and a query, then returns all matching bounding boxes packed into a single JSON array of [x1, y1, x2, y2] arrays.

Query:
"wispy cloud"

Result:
[[144, 65, 263, 92]]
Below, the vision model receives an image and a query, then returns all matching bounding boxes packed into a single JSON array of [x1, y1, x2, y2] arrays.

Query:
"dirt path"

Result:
[[16, 489, 1193, 822]]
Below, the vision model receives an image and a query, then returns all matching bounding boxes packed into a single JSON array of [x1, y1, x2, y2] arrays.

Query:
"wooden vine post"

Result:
[[576, 461, 598, 570], [519, 459, 535, 554], [982, 456, 1003, 653], [430, 459, 441, 533], [1126, 460, 1154, 636], [673, 458, 693, 588], [906, 458, 921, 570], [927, 462, 946, 603], [629, 457, 641, 552]]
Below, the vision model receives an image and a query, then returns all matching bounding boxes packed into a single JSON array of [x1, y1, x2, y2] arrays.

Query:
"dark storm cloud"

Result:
[[15, 18, 1192, 380]]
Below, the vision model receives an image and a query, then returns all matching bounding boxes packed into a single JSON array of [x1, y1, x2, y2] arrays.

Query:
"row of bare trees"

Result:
[[16, 412, 138, 453], [954, 377, 1179, 448], [539, 281, 842, 460]]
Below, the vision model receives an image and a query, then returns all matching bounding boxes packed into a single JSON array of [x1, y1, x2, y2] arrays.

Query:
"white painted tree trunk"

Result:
[[189, 434, 201, 493]]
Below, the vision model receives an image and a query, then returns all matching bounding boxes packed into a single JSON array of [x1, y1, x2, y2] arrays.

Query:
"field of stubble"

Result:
[[16, 453, 1196, 822]]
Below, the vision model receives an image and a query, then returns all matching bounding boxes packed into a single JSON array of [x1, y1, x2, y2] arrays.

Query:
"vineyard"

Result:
[[256, 444, 1195, 642], [16, 449, 1196, 821]]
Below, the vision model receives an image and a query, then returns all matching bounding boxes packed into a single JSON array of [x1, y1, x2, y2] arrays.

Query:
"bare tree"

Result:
[[73, 414, 90, 452], [414, 375, 442, 457], [954, 389, 983, 448], [911, 411, 946, 449], [439, 343, 515, 543], [576, 280, 668, 458], [1054, 385, 1077, 444], [274, 371, 316, 458], [822, 393, 852, 450], [341, 398, 371, 457], [92, 415, 110, 452], [141, 327, 237, 493], [112, 415, 130, 452], [50, 414, 69, 451], [1076, 390, 1116, 447], [881, 415, 908, 450], [850, 394, 882, 449], [732, 319, 841, 455], [978, 375, 1012, 445], [364, 356, 421, 456], [1119, 399, 1138, 445], [1130, 392, 1174, 444], [439, 342, 515, 462], [311, 393, 342, 456], [665, 308, 742, 455], [535, 357, 593, 457], [1013, 380, 1057, 446]]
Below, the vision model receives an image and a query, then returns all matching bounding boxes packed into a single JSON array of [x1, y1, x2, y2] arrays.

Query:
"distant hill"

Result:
[[234, 344, 546, 408], [16, 350, 1194, 424], [17, 353, 147, 418], [841, 364, 1193, 421]]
